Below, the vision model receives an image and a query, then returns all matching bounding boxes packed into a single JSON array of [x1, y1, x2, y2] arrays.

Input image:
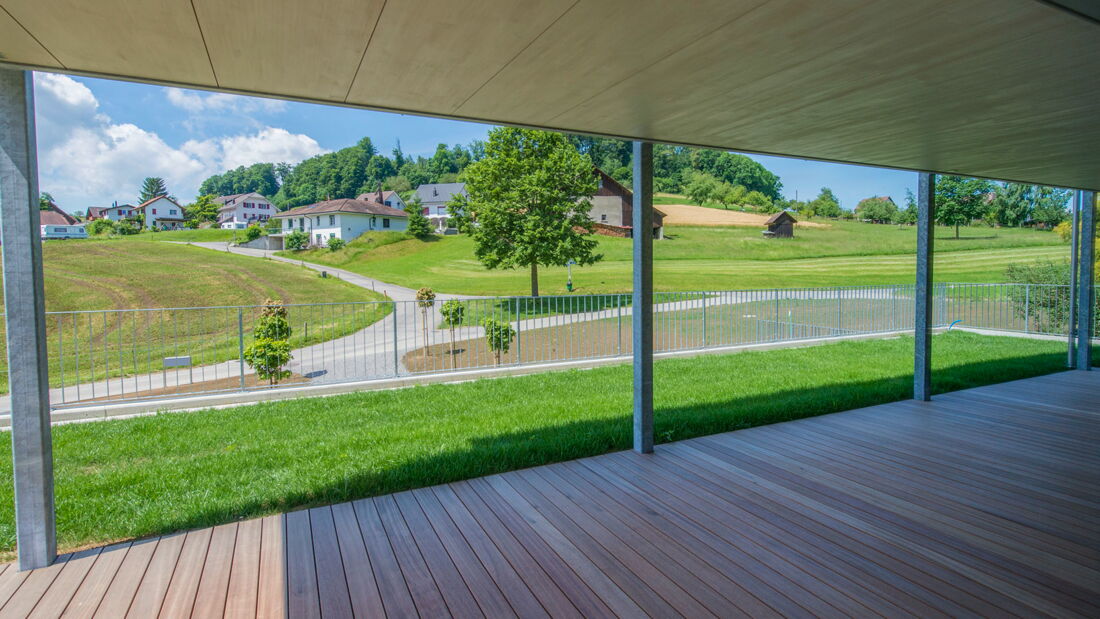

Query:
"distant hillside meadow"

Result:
[[281, 222, 1067, 296]]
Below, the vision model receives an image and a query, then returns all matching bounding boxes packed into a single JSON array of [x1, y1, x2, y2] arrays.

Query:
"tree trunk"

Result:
[[955, 223, 960, 239], [530, 262, 539, 297]]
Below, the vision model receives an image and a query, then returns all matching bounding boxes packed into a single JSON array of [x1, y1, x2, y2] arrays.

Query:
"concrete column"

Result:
[[0, 69, 55, 570], [1077, 190, 1096, 370], [914, 172, 935, 401], [1068, 191, 1080, 368], [632, 141, 653, 454]]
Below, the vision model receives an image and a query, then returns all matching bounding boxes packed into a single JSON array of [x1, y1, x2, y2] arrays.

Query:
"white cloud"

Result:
[[165, 87, 286, 114], [33, 74, 324, 209]]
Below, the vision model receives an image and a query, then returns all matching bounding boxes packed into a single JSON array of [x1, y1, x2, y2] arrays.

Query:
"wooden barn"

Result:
[[763, 211, 797, 238]]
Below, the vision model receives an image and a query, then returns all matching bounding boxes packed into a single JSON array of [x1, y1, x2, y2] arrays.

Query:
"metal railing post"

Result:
[[617, 299, 623, 356], [237, 309, 245, 390], [514, 297, 522, 365], [701, 292, 707, 348], [1024, 283, 1031, 333], [392, 302, 399, 377]]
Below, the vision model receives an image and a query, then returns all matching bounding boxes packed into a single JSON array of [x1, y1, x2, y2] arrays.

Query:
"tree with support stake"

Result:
[[482, 317, 515, 365], [416, 287, 435, 353], [440, 300, 465, 369]]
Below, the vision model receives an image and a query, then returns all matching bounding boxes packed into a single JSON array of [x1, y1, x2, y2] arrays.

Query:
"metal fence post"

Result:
[[701, 292, 707, 348], [514, 297, 522, 365], [392, 301, 399, 377], [1024, 283, 1031, 333], [237, 309, 245, 390], [774, 289, 781, 341], [617, 299, 623, 356]]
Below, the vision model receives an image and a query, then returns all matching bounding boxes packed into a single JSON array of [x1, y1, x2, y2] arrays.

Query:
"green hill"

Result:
[[281, 223, 1067, 296]]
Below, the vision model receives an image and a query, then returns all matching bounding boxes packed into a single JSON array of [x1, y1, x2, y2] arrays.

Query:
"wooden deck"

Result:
[[1, 370, 1097, 617]]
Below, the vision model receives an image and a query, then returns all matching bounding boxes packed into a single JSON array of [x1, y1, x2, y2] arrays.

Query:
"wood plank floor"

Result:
[[1, 370, 1097, 617]]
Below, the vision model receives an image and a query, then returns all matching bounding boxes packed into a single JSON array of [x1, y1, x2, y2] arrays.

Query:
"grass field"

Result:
[[282, 223, 1067, 295], [0, 240, 390, 394], [0, 331, 1080, 556]]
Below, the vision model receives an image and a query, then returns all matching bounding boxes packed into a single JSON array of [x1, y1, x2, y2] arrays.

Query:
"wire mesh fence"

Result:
[[0, 282, 1093, 412]]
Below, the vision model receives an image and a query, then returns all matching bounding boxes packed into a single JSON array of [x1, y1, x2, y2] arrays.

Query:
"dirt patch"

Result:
[[81, 372, 309, 403], [659, 203, 828, 228]]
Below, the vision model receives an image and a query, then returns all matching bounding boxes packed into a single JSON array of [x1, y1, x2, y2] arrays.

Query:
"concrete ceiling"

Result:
[[1, 0, 1097, 189]]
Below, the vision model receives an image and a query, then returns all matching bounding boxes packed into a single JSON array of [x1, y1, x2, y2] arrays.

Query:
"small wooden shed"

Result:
[[763, 211, 797, 238]]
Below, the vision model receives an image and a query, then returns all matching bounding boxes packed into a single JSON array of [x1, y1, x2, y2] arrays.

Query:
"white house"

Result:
[[86, 203, 136, 221], [414, 182, 465, 233], [356, 189, 407, 212], [275, 197, 407, 246], [134, 196, 186, 230], [215, 192, 277, 229]]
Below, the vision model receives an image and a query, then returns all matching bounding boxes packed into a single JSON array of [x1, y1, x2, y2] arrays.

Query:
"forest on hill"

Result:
[[197, 134, 784, 210]]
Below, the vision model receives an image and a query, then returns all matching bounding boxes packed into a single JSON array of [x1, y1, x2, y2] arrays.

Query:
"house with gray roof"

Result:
[[415, 182, 466, 232]]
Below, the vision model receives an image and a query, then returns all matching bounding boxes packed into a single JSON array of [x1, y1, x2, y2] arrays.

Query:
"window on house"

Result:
[[287, 220, 293, 229], [170, 209, 176, 215], [152, 209, 157, 215], [329, 232, 335, 239], [601, 214, 607, 222], [316, 216, 321, 225], [329, 215, 335, 225], [383, 218, 390, 229]]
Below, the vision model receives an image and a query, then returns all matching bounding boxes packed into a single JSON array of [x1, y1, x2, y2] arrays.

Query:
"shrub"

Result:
[[482, 317, 515, 365], [327, 237, 346, 251], [244, 224, 264, 242], [1054, 220, 1071, 242], [115, 220, 138, 235], [416, 287, 436, 352], [86, 219, 116, 235], [243, 299, 293, 385], [284, 229, 309, 250]]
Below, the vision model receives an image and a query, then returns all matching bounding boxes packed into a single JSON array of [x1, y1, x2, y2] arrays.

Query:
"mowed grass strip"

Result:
[[282, 223, 1066, 295], [0, 331, 1079, 556]]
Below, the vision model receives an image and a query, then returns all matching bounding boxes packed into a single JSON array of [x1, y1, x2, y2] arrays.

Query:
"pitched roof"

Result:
[[135, 195, 184, 210], [39, 202, 78, 226], [214, 192, 268, 205], [355, 190, 401, 204], [415, 183, 466, 204], [765, 211, 798, 224], [276, 198, 408, 218]]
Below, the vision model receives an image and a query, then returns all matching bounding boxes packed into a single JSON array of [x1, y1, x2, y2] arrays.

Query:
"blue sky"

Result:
[[33, 72, 917, 212]]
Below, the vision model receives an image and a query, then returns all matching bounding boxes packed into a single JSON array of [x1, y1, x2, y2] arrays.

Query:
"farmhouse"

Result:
[[415, 182, 466, 232], [589, 167, 665, 238], [215, 192, 276, 229], [275, 197, 408, 246], [86, 203, 136, 221], [133, 196, 186, 230]]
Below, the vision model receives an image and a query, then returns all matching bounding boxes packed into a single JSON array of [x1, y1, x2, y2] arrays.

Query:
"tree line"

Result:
[[195, 134, 785, 212]]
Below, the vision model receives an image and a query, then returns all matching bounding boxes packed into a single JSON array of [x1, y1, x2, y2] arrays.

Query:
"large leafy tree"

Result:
[[1029, 186, 1072, 228], [810, 187, 842, 218], [935, 175, 995, 238], [39, 192, 54, 210], [139, 177, 169, 203], [855, 196, 898, 223], [456, 128, 600, 297], [186, 194, 220, 224]]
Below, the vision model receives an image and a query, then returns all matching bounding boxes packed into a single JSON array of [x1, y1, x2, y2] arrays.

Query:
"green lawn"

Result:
[[0, 331, 1081, 556], [0, 240, 390, 394], [281, 222, 1066, 295]]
